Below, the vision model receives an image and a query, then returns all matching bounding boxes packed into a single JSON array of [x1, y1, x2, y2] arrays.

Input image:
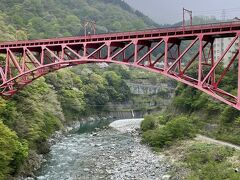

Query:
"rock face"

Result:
[[126, 82, 173, 95]]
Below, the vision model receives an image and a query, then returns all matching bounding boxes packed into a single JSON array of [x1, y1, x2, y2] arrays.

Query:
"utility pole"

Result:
[[83, 19, 96, 36], [221, 9, 226, 21], [183, 8, 193, 30]]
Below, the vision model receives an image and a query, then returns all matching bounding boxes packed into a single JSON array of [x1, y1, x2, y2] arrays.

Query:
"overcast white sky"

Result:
[[124, 0, 240, 24]]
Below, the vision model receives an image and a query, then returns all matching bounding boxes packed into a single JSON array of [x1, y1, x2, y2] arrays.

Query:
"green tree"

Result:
[[0, 121, 28, 179]]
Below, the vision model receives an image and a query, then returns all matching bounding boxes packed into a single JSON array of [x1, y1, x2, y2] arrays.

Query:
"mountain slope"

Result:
[[0, 0, 157, 40]]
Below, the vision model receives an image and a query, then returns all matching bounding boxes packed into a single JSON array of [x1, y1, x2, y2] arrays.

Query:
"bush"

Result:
[[141, 115, 157, 132], [157, 115, 169, 125], [142, 115, 196, 148], [221, 106, 240, 124], [185, 143, 239, 180]]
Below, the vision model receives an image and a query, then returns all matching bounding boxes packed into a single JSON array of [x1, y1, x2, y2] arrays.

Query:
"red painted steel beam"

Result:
[[167, 37, 198, 72], [215, 50, 239, 87], [202, 36, 238, 84], [136, 39, 164, 64]]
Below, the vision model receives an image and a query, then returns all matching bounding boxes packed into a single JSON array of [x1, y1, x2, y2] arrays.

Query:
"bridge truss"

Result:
[[0, 22, 240, 109]]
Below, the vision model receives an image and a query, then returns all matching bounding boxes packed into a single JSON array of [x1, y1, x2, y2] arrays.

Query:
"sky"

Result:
[[124, 0, 240, 24]]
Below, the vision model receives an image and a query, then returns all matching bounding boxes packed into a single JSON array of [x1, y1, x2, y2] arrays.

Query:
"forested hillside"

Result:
[[0, 1, 162, 179], [0, 0, 157, 40]]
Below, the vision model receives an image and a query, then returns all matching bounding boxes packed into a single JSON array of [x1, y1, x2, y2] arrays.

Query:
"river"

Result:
[[35, 118, 172, 180]]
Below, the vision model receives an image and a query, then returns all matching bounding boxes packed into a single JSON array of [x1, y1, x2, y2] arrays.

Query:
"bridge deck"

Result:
[[0, 21, 240, 48]]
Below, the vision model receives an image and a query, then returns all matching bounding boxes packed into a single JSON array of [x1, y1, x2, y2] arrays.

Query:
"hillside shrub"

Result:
[[141, 115, 157, 132], [142, 115, 196, 148], [185, 143, 239, 180]]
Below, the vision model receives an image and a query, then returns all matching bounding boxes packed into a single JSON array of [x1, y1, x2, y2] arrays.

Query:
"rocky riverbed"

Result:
[[34, 118, 174, 180], [109, 119, 172, 180]]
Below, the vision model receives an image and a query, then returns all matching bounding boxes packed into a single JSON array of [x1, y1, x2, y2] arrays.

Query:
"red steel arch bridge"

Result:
[[1, 22, 240, 110]]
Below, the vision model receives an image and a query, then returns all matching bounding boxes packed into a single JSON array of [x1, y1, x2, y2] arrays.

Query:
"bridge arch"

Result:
[[1, 22, 240, 110]]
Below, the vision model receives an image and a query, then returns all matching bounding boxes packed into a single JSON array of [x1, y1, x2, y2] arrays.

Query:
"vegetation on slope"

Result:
[[140, 112, 240, 179], [0, 0, 157, 40], [0, 121, 28, 179], [168, 60, 240, 145], [141, 115, 196, 150], [171, 84, 240, 145], [142, 58, 240, 146], [164, 140, 240, 179], [184, 143, 239, 180], [141, 114, 197, 150]]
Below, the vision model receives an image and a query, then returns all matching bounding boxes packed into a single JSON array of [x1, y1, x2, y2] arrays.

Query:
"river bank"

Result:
[[24, 118, 177, 180]]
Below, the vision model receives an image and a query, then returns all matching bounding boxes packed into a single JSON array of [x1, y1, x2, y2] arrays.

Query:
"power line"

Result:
[[194, 7, 240, 14], [165, 7, 240, 22]]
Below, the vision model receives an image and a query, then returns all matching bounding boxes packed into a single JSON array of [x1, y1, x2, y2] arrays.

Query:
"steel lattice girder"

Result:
[[1, 22, 240, 110]]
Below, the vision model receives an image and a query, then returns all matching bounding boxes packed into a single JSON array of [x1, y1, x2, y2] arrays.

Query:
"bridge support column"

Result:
[[40, 46, 45, 65], [237, 34, 240, 108], [177, 42, 181, 75], [164, 37, 169, 71], [22, 47, 26, 72], [148, 45, 151, 66], [83, 44, 87, 57], [133, 40, 138, 64], [198, 35, 203, 85], [104, 41, 110, 60], [210, 40, 216, 86], [61, 45, 65, 61]]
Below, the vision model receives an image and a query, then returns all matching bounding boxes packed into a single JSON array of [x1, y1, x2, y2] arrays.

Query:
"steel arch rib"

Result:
[[0, 57, 239, 110]]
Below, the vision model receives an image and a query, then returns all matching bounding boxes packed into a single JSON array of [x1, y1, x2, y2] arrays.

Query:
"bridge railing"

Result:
[[0, 21, 240, 47]]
